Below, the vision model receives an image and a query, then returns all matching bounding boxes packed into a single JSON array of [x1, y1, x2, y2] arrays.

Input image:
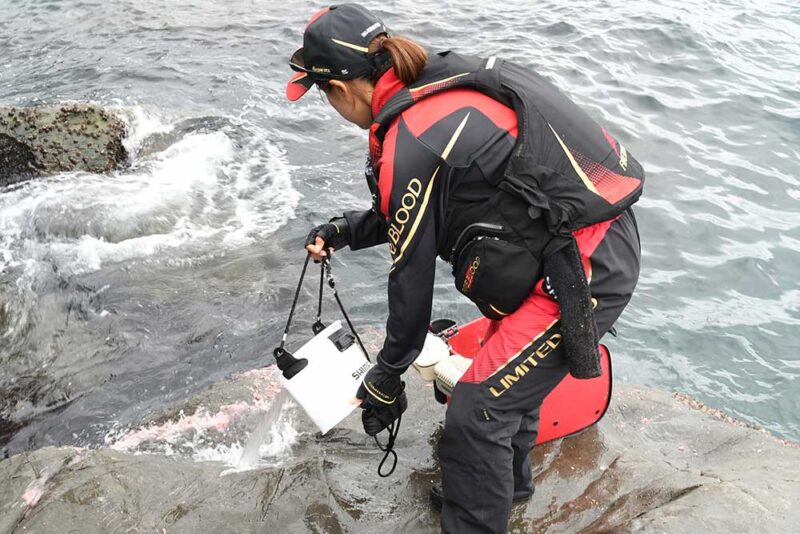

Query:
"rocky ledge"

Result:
[[0, 369, 797, 533], [0, 104, 127, 186]]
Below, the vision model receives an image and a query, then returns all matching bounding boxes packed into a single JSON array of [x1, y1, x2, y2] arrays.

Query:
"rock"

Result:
[[0, 105, 127, 186], [0, 370, 797, 533], [0, 134, 39, 181], [513, 386, 799, 532]]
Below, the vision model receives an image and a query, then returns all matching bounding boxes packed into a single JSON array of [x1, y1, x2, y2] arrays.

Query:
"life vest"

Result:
[[369, 51, 645, 238]]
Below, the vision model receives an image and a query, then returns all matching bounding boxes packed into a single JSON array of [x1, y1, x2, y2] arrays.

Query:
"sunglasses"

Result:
[[289, 48, 339, 82]]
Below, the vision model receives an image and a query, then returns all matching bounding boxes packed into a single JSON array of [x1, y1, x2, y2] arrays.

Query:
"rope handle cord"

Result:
[[278, 253, 311, 351], [374, 416, 401, 478], [278, 252, 370, 362], [278, 252, 406, 478]]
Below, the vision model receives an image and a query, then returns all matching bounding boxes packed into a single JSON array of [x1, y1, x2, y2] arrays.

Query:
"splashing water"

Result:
[[237, 388, 292, 468], [104, 368, 300, 473]]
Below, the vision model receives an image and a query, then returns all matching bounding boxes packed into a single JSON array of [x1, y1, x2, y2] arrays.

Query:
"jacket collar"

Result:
[[371, 68, 405, 119]]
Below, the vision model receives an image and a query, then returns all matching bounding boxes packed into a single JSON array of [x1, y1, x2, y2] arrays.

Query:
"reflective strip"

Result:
[[331, 38, 369, 53], [486, 56, 497, 69], [489, 304, 510, 316], [487, 318, 559, 380], [548, 123, 599, 195], [441, 112, 471, 160], [409, 73, 470, 94], [364, 382, 396, 405], [391, 113, 471, 268]]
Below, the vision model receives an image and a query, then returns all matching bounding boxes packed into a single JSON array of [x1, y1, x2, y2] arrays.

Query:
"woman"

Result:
[[288, 4, 642, 533]]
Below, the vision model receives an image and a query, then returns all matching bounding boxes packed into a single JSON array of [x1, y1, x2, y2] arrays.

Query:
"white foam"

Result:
[[1, 110, 301, 279], [122, 106, 175, 159], [221, 123, 301, 246], [192, 413, 300, 475], [0, 131, 233, 275]]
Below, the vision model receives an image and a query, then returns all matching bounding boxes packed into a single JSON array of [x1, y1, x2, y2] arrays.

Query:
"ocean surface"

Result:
[[1, 0, 798, 458]]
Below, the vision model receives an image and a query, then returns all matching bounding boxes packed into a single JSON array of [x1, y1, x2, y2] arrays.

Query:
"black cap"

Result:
[[287, 4, 388, 101]]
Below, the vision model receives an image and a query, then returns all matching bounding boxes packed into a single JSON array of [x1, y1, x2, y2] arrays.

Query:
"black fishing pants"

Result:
[[438, 209, 640, 533]]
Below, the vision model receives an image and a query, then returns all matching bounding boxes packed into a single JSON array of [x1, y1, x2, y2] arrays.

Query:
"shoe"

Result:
[[429, 482, 532, 511]]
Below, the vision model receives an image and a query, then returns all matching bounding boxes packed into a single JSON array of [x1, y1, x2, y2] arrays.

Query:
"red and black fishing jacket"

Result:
[[342, 52, 644, 373]]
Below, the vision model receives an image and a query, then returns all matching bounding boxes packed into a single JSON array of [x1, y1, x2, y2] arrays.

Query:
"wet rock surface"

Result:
[[0, 134, 39, 181], [514, 387, 799, 533], [0, 105, 127, 186], [1, 370, 797, 533]]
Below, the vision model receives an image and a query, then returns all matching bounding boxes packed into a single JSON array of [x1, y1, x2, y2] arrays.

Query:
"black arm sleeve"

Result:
[[375, 119, 447, 373], [379, 208, 440, 373], [343, 209, 388, 251]]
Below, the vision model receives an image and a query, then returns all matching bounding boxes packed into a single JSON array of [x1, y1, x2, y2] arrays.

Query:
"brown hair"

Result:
[[368, 35, 427, 85]]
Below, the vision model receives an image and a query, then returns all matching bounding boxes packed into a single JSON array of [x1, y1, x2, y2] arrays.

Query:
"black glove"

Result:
[[356, 363, 407, 436], [305, 216, 351, 252]]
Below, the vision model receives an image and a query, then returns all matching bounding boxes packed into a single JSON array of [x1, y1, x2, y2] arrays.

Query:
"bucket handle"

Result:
[[274, 254, 370, 378]]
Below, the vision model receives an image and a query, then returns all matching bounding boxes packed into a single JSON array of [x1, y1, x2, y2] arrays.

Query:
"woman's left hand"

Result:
[[304, 217, 351, 260]]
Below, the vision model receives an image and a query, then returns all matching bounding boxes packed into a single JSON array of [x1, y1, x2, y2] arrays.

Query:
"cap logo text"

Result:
[[361, 22, 382, 37]]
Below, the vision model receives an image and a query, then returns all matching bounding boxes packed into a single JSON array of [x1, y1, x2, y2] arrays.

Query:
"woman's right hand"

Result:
[[305, 217, 351, 261]]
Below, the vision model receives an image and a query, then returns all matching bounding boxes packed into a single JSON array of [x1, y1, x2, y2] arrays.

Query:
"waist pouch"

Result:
[[452, 224, 541, 321]]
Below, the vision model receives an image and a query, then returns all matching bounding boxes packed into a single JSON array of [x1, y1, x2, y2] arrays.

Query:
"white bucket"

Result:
[[434, 354, 473, 396], [412, 334, 451, 381], [280, 320, 371, 434]]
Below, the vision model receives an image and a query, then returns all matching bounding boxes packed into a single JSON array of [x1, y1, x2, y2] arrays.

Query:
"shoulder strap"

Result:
[[372, 52, 505, 145]]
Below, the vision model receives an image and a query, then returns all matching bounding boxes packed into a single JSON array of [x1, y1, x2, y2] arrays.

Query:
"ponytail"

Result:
[[369, 35, 427, 85]]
